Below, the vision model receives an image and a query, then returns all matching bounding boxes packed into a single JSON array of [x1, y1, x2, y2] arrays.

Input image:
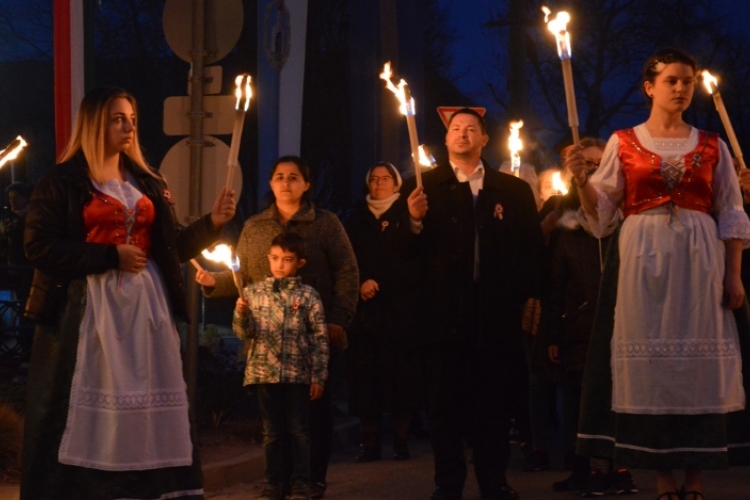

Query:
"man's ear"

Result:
[[297, 258, 307, 269]]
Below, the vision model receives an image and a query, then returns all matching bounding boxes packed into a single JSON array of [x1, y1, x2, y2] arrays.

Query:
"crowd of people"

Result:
[[13, 47, 750, 500]]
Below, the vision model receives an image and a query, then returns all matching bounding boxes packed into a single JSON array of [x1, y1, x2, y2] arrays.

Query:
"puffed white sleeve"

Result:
[[587, 133, 624, 238], [712, 138, 750, 247]]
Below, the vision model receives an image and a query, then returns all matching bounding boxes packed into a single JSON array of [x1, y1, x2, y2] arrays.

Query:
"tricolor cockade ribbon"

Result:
[[494, 203, 504, 220]]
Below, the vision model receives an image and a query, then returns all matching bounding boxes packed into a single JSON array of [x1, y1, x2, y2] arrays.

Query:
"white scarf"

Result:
[[366, 192, 400, 220]]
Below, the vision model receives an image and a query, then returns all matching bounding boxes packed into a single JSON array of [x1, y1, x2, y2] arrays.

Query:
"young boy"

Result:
[[234, 232, 329, 500]]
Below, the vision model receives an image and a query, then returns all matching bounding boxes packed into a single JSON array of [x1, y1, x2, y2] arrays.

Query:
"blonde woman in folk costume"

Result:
[[570, 49, 750, 500], [21, 86, 235, 500]]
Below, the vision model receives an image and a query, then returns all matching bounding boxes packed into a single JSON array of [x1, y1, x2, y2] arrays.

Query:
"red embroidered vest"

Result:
[[616, 128, 718, 218], [83, 190, 155, 256]]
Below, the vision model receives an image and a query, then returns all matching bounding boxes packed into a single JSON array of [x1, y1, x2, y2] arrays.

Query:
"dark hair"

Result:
[[270, 231, 306, 260], [371, 161, 399, 182], [263, 155, 314, 208], [580, 137, 607, 151], [642, 48, 698, 104], [6, 181, 32, 199], [447, 108, 486, 134]]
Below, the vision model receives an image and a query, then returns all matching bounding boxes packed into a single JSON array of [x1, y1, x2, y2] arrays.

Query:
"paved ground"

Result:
[[206, 438, 750, 500]]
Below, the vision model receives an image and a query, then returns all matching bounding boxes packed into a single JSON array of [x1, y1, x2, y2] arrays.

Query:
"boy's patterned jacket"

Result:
[[233, 275, 329, 386]]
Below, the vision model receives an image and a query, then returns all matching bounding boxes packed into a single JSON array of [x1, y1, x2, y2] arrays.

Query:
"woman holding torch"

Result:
[[20, 86, 236, 499], [571, 49, 750, 500], [196, 155, 358, 499]]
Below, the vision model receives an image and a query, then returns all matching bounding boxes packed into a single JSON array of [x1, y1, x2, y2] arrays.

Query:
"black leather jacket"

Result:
[[24, 153, 221, 325]]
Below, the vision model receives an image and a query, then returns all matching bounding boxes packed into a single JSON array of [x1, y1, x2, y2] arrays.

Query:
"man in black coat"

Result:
[[403, 108, 544, 500]]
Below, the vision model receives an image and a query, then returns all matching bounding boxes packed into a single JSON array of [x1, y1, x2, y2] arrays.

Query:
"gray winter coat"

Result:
[[204, 202, 359, 328]]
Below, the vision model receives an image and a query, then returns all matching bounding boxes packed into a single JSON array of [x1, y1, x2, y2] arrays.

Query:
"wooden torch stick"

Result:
[[561, 58, 580, 147], [403, 84, 422, 188]]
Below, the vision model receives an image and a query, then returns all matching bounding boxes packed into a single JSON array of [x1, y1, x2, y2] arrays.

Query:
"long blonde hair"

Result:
[[58, 86, 158, 183]]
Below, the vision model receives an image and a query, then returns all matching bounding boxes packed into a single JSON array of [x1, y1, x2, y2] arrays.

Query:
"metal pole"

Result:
[[185, 0, 206, 406]]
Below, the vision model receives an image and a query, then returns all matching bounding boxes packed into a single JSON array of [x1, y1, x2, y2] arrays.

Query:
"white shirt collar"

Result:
[[450, 159, 484, 182]]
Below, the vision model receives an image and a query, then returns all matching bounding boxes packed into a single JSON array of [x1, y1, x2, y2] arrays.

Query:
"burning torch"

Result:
[[380, 62, 423, 187], [508, 121, 524, 177], [702, 70, 746, 170], [226, 74, 253, 191], [202, 244, 244, 296], [542, 7, 580, 146], [0, 136, 28, 169]]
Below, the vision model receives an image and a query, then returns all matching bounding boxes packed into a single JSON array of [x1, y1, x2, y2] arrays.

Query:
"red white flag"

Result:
[[54, 0, 87, 158]]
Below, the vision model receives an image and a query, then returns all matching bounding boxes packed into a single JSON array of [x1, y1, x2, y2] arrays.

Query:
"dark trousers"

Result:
[[309, 382, 333, 484], [562, 370, 584, 452], [423, 340, 516, 496], [360, 411, 412, 442], [257, 383, 311, 486]]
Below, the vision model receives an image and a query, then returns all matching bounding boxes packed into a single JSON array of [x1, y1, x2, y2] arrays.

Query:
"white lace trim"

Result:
[[651, 137, 691, 150], [614, 339, 739, 358], [612, 403, 746, 415], [76, 387, 188, 410], [717, 207, 750, 248]]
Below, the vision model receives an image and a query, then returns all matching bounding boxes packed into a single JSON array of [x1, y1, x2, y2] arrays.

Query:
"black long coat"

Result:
[[401, 161, 545, 350], [545, 214, 613, 373], [344, 199, 420, 415]]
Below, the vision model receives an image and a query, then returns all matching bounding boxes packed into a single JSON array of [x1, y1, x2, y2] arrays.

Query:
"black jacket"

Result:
[[23, 153, 221, 325], [344, 197, 419, 345], [401, 161, 544, 346], [545, 212, 613, 373]]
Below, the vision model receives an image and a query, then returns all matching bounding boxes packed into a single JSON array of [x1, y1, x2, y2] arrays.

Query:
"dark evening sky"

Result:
[[443, 0, 750, 113]]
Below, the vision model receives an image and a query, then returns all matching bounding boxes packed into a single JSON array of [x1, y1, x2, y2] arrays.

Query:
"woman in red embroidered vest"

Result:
[[20, 87, 235, 499], [570, 49, 750, 500]]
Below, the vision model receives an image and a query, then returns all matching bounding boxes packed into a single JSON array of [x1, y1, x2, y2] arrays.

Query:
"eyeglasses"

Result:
[[585, 160, 600, 170], [368, 176, 394, 184]]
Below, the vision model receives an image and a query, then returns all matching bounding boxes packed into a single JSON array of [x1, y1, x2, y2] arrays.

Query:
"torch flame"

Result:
[[234, 74, 253, 112], [202, 244, 240, 272], [508, 121, 524, 176], [0, 136, 28, 169], [418, 145, 436, 168], [508, 120, 524, 154], [701, 70, 718, 95], [542, 6, 551, 22], [380, 62, 415, 116], [552, 171, 569, 195], [541, 6, 572, 59]]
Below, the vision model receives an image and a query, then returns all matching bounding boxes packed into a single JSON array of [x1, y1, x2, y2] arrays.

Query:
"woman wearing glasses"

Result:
[[570, 49, 750, 500], [344, 162, 420, 464]]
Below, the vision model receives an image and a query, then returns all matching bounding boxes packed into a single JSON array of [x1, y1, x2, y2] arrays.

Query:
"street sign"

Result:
[[437, 106, 487, 129], [163, 0, 243, 64], [159, 136, 242, 225], [163, 95, 236, 136]]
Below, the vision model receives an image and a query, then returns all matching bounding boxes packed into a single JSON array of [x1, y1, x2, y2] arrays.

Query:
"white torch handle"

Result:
[[561, 59, 580, 146], [226, 108, 246, 191], [406, 115, 423, 188], [713, 92, 746, 170]]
